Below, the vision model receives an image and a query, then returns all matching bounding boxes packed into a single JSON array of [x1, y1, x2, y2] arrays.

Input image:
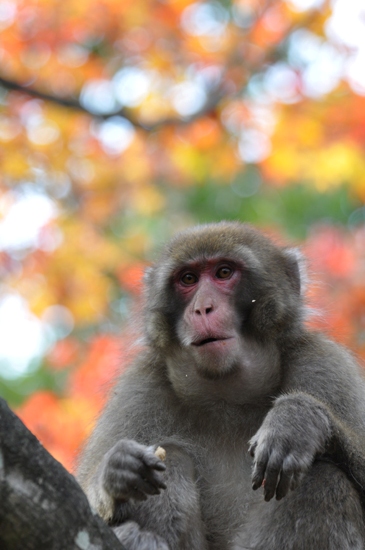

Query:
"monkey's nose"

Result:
[[195, 305, 213, 316]]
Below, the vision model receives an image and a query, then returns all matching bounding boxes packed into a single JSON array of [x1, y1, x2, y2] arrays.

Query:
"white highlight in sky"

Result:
[[347, 51, 365, 95], [93, 116, 135, 155], [181, 2, 228, 36], [0, 190, 57, 252], [327, 0, 365, 49], [238, 129, 271, 163], [27, 118, 60, 145], [0, 294, 48, 378], [302, 43, 344, 97], [0, 0, 16, 29], [286, 0, 324, 11], [113, 67, 151, 107], [170, 81, 207, 116], [80, 79, 118, 115], [264, 63, 301, 103], [327, 0, 365, 94]]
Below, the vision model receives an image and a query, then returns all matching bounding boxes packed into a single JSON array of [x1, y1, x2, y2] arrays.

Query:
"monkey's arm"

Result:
[[77, 359, 171, 517], [77, 363, 208, 550], [249, 335, 365, 502], [80, 437, 208, 550], [249, 391, 365, 503], [293, 335, 365, 501], [249, 392, 332, 501]]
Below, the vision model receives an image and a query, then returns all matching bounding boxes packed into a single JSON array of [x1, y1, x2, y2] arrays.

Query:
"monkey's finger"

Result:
[[140, 465, 167, 491], [108, 451, 149, 475], [263, 463, 281, 502], [106, 470, 150, 501], [143, 453, 167, 472], [251, 457, 268, 490], [275, 471, 292, 500], [131, 475, 163, 496], [110, 470, 160, 500], [248, 441, 257, 457], [117, 450, 165, 480]]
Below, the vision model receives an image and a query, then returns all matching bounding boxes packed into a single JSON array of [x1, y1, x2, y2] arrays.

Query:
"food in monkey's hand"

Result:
[[155, 446, 166, 461]]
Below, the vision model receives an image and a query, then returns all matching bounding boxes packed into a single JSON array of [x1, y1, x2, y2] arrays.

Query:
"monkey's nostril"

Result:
[[195, 306, 213, 316]]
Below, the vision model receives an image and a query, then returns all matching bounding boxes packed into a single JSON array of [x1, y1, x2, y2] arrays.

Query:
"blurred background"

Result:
[[0, 0, 364, 471]]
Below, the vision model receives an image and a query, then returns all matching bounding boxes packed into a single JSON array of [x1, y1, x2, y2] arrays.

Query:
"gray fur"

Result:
[[77, 222, 365, 549]]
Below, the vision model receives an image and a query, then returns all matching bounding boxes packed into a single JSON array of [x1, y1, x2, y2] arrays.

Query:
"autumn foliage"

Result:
[[0, 0, 364, 471]]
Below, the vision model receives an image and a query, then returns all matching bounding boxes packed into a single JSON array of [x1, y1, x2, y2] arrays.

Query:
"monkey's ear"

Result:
[[282, 248, 307, 295]]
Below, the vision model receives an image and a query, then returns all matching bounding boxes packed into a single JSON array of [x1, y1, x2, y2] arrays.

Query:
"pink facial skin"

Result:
[[174, 259, 242, 351]]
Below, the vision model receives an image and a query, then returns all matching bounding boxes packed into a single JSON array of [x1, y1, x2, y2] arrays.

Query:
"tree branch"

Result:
[[0, 397, 126, 550], [0, 5, 322, 133], [0, 75, 223, 131]]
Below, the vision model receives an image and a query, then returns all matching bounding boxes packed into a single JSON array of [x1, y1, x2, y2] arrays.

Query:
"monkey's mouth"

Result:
[[192, 337, 231, 347]]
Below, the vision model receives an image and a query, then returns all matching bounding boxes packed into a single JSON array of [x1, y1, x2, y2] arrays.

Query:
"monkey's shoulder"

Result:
[[282, 330, 362, 376], [280, 330, 365, 418]]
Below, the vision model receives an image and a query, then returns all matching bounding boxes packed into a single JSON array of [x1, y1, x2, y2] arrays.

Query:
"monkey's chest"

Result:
[[196, 439, 256, 549]]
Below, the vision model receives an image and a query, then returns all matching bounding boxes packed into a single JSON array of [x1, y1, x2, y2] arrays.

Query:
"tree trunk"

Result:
[[0, 397, 125, 550]]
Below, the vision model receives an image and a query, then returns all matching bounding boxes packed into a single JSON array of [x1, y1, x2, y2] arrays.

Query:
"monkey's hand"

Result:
[[101, 439, 167, 505], [87, 440, 166, 521], [248, 393, 332, 502]]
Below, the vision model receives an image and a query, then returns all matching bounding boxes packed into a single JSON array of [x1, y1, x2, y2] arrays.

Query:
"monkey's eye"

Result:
[[216, 266, 233, 279], [180, 272, 198, 285]]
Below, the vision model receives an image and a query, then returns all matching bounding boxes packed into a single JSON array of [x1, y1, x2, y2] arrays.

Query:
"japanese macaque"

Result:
[[77, 222, 365, 550]]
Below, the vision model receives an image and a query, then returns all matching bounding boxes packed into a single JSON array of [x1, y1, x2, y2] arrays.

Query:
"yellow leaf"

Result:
[[1, 152, 30, 179]]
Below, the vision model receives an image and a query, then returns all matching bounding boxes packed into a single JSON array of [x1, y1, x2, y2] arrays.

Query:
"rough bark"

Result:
[[0, 397, 126, 550]]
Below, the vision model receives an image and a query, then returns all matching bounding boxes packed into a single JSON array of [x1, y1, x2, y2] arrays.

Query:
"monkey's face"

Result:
[[144, 222, 304, 403], [161, 253, 282, 403]]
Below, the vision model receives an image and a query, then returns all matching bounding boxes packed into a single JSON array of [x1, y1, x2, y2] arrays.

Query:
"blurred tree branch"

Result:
[[0, 2, 319, 134], [0, 75, 224, 131]]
